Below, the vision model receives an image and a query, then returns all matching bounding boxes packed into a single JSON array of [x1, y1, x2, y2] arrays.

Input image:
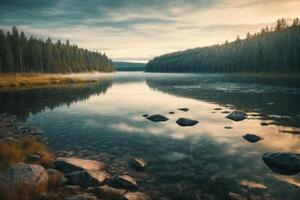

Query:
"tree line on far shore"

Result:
[[146, 18, 300, 73], [0, 27, 115, 73]]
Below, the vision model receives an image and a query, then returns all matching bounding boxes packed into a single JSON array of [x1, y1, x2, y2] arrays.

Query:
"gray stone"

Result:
[[0, 163, 48, 192], [243, 134, 263, 143], [226, 111, 247, 122], [263, 152, 300, 175], [124, 192, 152, 200], [176, 118, 199, 127], [146, 114, 169, 122]]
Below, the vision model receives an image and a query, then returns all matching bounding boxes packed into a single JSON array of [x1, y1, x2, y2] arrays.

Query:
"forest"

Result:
[[114, 62, 146, 71], [146, 18, 300, 73], [0, 27, 115, 73]]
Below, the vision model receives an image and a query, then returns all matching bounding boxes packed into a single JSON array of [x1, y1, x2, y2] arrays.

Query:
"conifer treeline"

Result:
[[0, 27, 115, 73], [146, 18, 300, 73]]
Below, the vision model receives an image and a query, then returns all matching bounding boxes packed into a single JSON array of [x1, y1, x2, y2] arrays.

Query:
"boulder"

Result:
[[108, 175, 138, 190], [66, 170, 110, 188], [243, 134, 263, 143], [262, 152, 300, 175], [176, 118, 199, 127], [146, 114, 169, 122], [97, 185, 126, 199], [130, 158, 147, 170], [0, 163, 48, 193], [226, 111, 247, 122], [177, 108, 189, 112], [65, 193, 98, 200], [54, 157, 105, 174], [124, 192, 152, 200]]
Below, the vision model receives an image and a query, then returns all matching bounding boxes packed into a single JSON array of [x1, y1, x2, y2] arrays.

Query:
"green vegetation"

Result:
[[114, 62, 146, 71], [146, 18, 300, 73], [0, 27, 115, 73]]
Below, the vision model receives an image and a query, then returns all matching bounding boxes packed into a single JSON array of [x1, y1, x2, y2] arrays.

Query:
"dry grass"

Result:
[[0, 73, 98, 89], [0, 136, 54, 170]]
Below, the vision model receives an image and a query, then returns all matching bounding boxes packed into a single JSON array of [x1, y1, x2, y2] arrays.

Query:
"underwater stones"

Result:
[[177, 107, 189, 112], [176, 118, 199, 127], [243, 134, 263, 143], [262, 152, 300, 175], [169, 111, 175, 114], [124, 192, 152, 200], [54, 157, 105, 174], [226, 111, 247, 122], [228, 192, 245, 200], [146, 114, 169, 122], [161, 152, 187, 163], [204, 162, 220, 173], [97, 185, 127, 199], [65, 193, 98, 200], [66, 170, 110, 188], [142, 114, 149, 118], [108, 175, 138, 190], [130, 158, 147, 170]]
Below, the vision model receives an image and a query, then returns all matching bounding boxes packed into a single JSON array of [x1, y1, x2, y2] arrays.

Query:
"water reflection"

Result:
[[0, 72, 300, 199]]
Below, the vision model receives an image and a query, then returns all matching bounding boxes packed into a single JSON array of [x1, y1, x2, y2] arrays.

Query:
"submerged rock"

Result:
[[66, 170, 110, 188], [142, 114, 149, 118], [262, 152, 300, 175], [124, 192, 152, 200], [228, 192, 245, 200], [108, 175, 138, 190], [65, 193, 98, 200], [260, 122, 269, 126], [226, 111, 247, 122], [243, 134, 263, 143], [130, 158, 147, 170], [0, 163, 48, 193], [97, 185, 126, 199], [169, 111, 175, 114], [161, 152, 187, 163], [146, 114, 169, 122], [176, 118, 199, 127], [54, 157, 105, 174], [177, 107, 189, 112]]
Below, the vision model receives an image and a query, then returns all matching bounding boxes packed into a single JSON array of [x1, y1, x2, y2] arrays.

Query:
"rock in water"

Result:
[[243, 134, 263, 143], [108, 175, 138, 190], [226, 111, 247, 122], [262, 152, 300, 175], [146, 114, 169, 122], [0, 163, 49, 194], [161, 152, 187, 163], [124, 192, 152, 200], [176, 118, 199, 127], [65, 193, 98, 200], [169, 111, 175, 114], [142, 114, 149, 118], [97, 185, 127, 199], [54, 157, 105, 173], [178, 107, 189, 112], [130, 158, 147, 170], [66, 170, 110, 188]]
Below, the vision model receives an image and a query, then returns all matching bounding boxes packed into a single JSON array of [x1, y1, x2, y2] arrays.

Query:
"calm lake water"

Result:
[[1, 72, 300, 199]]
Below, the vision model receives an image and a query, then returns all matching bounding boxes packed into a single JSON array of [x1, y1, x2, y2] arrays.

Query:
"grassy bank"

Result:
[[0, 73, 98, 89]]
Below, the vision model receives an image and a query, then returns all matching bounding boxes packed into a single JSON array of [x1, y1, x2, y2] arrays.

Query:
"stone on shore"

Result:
[[54, 157, 105, 174], [176, 118, 199, 127], [124, 192, 152, 200], [226, 111, 247, 122], [108, 175, 138, 190], [262, 152, 300, 175], [0, 163, 48, 193], [243, 134, 263, 143], [146, 114, 169, 122]]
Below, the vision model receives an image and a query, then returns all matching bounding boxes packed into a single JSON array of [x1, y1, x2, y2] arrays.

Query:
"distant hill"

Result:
[[114, 62, 146, 71], [146, 18, 300, 73]]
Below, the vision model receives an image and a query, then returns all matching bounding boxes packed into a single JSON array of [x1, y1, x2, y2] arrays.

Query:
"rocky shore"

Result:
[[0, 114, 151, 200]]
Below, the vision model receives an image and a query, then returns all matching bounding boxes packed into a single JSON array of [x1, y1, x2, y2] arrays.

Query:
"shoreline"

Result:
[[0, 73, 99, 90]]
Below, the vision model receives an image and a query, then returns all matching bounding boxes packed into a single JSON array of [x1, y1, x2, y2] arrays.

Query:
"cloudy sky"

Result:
[[0, 0, 299, 62]]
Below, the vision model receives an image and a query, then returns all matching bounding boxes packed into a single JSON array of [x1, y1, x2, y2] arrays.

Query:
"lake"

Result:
[[1, 72, 300, 199]]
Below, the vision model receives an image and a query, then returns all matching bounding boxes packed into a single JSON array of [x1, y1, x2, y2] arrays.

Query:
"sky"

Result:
[[0, 0, 299, 63]]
